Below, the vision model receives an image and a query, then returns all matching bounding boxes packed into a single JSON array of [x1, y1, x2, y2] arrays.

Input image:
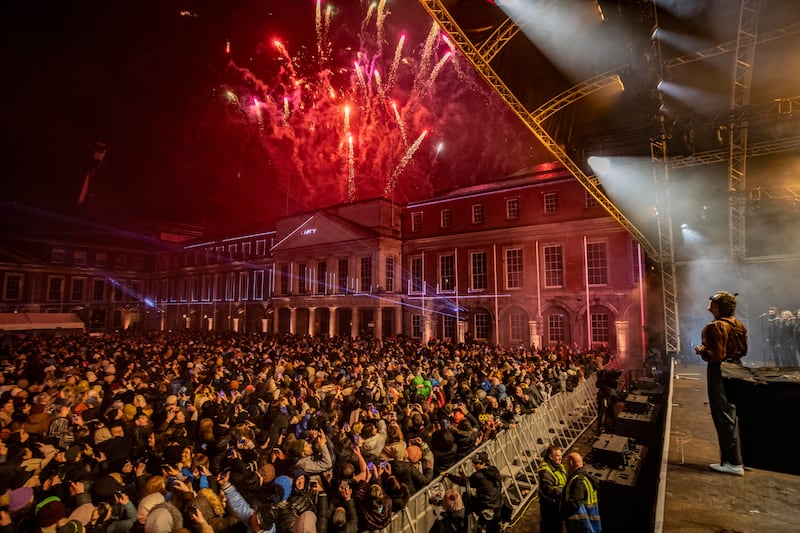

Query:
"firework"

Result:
[[222, 1, 532, 211]]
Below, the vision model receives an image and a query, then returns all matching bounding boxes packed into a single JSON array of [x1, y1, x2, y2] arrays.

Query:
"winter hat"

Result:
[[136, 493, 166, 524], [271, 476, 293, 503], [36, 496, 66, 527], [8, 486, 34, 513], [287, 440, 306, 460], [144, 502, 183, 533]]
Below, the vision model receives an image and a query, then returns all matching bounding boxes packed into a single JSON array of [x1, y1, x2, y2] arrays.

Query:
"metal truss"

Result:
[[479, 17, 521, 63], [665, 21, 800, 70], [533, 71, 622, 123], [670, 136, 800, 169], [728, 0, 760, 262], [649, 0, 681, 356], [416, 0, 658, 259], [651, 138, 680, 355]]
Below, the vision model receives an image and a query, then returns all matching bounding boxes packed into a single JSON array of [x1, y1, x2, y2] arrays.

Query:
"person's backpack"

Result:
[[717, 318, 748, 360]]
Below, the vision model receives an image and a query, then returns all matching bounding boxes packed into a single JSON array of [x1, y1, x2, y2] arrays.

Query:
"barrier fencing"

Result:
[[386, 375, 599, 532]]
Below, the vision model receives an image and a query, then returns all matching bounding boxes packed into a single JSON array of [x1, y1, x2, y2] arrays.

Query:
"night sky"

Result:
[[1, 0, 544, 235]]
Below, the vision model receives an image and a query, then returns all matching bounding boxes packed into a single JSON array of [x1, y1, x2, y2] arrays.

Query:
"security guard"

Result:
[[537, 444, 567, 533], [562, 452, 601, 533]]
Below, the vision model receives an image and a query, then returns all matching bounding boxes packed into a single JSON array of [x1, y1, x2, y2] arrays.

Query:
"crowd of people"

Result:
[[0, 331, 607, 532], [764, 306, 800, 367]]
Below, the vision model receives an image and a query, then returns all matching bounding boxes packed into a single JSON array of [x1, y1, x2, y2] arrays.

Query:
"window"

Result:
[[338, 259, 349, 293], [412, 315, 423, 338], [470, 251, 487, 290], [510, 311, 526, 342], [543, 245, 564, 288], [585, 190, 599, 208], [317, 261, 327, 294], [548, 314, 565, 343], [410, 256, 423, 293], [298, 264, 308, 294], [253, 270, 265, 300], [280, 265, 290, 294], [506, 198, 519, 219], [472, 204, 484, 224], [385, 257, 395, 292], [439, 254, 454, 292], [51, 248, 65, 263], [225, 272, 237, 301], [440, 209, 451, 228], [586, 242, 608, 285], [115, 255, 126, 269], [47, 277, 64, 301], [443, 315, 456, 339], [70, 278, 86, 301], [239, 272, 249, 300], [256, 239, 267, 256], [591, 313, 610, 344], [360, 256, 372, 292], [202, 275, 213, 301], [191, 277, 200, 302], [242, 242, 252, 257], [474, 312, 490, 340], [544, 192, 558, 214], [411, 212, 422, 232], [112, 281, 124, 302], [92, 279, 105, 301], [228, 244, 238, 256], [214, 275, 223, 301], [4, 274, 22, 300], [95, 253, 107, 267], [74, 250, 87, 266], [505, 248, 523, 289], [133, 256, 145, 270]]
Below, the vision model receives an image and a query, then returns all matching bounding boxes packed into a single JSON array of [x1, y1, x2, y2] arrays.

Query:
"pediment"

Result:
[[271, 212, 376, 252]]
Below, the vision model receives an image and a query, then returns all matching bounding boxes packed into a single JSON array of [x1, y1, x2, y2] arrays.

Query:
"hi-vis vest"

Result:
[[564, 474, 601, 533], [538, 461, 567, 502]]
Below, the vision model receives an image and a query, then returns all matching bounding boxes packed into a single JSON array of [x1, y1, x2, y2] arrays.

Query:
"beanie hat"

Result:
[[272, 476, 293, 503], [8, 486, 33, 513], [144, 502, 183, 533], [136, 493, 165, 524], [287, 440, 306, 460], [37, 497, 66, 527]]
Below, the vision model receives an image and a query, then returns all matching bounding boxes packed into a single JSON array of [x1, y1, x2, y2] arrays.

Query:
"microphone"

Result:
[[759, 313, 768, 318]]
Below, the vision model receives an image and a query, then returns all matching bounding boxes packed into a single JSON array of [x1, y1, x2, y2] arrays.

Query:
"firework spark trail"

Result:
[[315, 0, 323, 58], [347, 135, 356, 200], [386, 34, 405, 93], [362, 1, 376, 37], [427, 51, 452, 89], [391, 102, 408, 147], [374, 69, 384, 98], [416, 23, 440, 86], [375, 0, 389, 57], [354, 61, 367, 94], [273, 40, 298, 81], [282, 96, 291, 125], [385, 129, 428, 195]]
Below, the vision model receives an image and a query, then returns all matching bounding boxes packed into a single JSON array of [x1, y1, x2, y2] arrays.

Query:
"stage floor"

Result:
[[660, 363, 800, 532]]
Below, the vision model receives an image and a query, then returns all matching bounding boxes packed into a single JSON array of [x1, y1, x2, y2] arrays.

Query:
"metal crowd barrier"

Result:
[[385, 375, 599, 532]]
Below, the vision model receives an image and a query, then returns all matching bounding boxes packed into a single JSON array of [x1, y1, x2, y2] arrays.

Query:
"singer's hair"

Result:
[[710, 291, 737, 316]]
